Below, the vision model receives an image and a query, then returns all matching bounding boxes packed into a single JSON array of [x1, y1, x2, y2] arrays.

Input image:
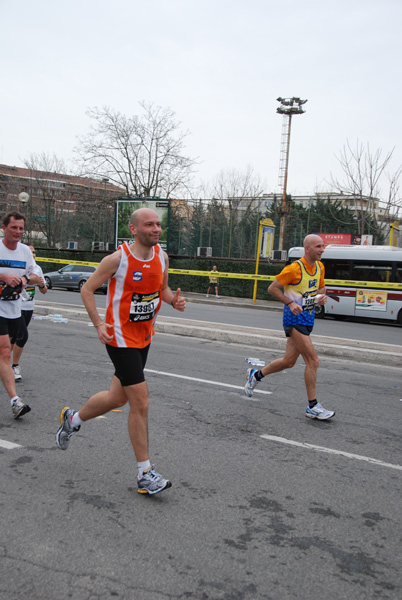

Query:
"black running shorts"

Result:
[[284, 324, 313, 337], [106, 344, 150, 386], [0, 315, 22, 340]]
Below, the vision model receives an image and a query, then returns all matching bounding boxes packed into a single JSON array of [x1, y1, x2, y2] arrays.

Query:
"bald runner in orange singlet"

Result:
[[55, 208, 186, 495]]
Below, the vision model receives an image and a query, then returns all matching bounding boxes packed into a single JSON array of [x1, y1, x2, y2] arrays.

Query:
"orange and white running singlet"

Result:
[[106, 242, 165, 348]]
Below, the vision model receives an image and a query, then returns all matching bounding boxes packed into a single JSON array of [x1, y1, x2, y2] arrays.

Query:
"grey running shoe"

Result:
[[137, 466, 172, 495], [13, 365, 22, 381], [244, 368, 259, 397], [305, 402, 335, 420], [12, 397, 31, 419], [55, 407, 80, 450]]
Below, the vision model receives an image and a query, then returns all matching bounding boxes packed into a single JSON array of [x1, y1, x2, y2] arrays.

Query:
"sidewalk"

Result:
[[34, 296, 402, 367], [184, 291, 282, 311]]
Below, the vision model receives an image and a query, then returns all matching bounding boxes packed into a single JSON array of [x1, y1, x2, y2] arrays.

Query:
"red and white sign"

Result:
[[317, 233, 351, 247]]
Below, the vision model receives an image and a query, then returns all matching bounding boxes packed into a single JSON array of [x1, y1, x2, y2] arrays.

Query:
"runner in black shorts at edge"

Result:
[[244, 234, 335, 420], [0, 212, 37, 419], [55, 207, 186, 496]]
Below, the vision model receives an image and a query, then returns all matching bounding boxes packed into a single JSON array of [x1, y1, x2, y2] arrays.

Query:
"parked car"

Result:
[[44, 265, 107, 293]]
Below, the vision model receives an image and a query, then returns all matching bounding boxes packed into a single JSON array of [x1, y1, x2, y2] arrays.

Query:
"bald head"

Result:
[[128, 207, 162, 250], [304, 234, 322, 248], [303, 234, 325, 265], [130, 207, 159, 227]]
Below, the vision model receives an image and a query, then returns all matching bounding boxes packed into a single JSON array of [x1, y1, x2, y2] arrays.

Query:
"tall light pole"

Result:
[[276, 96, 307, 250]]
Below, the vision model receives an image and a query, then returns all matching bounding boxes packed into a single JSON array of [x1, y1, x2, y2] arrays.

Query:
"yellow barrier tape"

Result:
[[35, 258, 402, 290], [36, 257, 101, 267]]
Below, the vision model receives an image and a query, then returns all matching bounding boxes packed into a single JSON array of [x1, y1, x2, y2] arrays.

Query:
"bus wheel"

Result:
[[315, 305, 325, 319], [398, 310, 402, 325]]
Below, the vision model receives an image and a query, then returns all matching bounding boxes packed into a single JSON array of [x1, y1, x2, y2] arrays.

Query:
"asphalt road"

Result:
[[38, 288, 402, 347], [1, 317, 401, 600]]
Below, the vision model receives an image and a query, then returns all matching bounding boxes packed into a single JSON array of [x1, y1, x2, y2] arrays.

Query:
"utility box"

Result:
[[92, 242, 105, 251], [197, 247, 212, 257], [272, 250, 287, 261]]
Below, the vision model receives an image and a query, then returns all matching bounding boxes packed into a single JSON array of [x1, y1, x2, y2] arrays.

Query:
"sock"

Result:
[[254, 370, 264, 381], [309, 399, 318, 409], [137, 460, 151, 479], [10, 396, 19, 405], [71, 412, 83, 428], [12, 364, 19, 368]]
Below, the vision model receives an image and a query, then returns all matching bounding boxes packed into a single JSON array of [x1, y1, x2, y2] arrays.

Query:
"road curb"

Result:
[[34, 302, 402, 367]]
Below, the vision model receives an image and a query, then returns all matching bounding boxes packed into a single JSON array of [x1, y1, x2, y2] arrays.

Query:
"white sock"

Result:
[[137, 460, 151, 479], [71, 412, 83, 428], [10, 396, 19, 405]]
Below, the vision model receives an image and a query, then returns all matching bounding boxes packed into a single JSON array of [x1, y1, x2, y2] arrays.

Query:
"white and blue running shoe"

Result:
[[305, 402, 335, 420], [244, 368, 259, 397]]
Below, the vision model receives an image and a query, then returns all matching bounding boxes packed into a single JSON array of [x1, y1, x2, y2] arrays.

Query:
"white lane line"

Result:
[[145, 369, 272, 395], [260, 434, 402, 472], [0, 439, 22, 450]]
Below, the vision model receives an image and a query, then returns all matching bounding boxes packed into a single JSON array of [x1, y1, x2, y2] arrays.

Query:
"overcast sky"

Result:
[[1, 0, 401, 197]]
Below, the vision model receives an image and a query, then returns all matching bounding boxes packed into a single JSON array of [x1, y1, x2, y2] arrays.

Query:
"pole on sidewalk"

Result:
[[252, 220, 264, 304]]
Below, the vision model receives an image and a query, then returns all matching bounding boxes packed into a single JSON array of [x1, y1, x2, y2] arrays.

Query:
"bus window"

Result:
[[351, 264, 391, 282], [323, 260, 350, 280]]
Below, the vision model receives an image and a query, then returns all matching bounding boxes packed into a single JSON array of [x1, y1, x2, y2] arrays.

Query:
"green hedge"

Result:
[[35, 250, 283, 301], [168, 258, 283, 300]]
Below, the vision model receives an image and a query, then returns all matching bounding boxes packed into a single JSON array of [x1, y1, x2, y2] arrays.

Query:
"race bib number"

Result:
[[129, 291, 160, 322], [301, 293, 317, 312]]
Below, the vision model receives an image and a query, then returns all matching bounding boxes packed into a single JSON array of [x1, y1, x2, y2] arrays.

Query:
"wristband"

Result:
[[285, 301, 293, 306], [171, 300, 175, 309], [93, 322, 104, 327]]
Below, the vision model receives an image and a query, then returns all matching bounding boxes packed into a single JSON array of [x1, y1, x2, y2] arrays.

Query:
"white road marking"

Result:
[[0, 439, 22, 450], [145, 368, 272, 395], [260, 434, 402, 472]]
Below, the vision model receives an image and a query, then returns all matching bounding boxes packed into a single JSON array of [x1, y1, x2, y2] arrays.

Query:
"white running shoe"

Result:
[[12, 397, 31, 419], [244, 368, 259, 397], [13, 365, 22, 381], [305, 402, 335, 420]]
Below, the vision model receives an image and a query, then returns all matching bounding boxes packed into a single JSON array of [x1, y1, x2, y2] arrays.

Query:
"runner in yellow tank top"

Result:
[[244, 234, 335, 420]]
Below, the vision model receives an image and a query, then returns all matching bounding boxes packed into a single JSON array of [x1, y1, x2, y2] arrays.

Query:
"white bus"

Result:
[[287, 245, 402, 324]]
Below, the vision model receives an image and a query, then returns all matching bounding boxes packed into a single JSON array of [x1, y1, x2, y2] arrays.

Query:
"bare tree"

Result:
[[206, 165, 265, 201], [330, 140, 402, 241], [75, 102, 197, 198], [23, 153, 116, 249], [203, 166, 265, 257], [23, 153, 72, 246]]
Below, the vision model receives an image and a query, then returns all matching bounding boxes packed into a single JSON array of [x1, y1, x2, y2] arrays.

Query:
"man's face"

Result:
[[306, 237, 325, 261], [2, 217, 25, 245], [130, 211, 162, 247]]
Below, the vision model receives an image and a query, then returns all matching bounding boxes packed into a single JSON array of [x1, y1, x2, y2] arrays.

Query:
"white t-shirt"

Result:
[[22, 263, 45, 312], [0, 241, 36, 319]]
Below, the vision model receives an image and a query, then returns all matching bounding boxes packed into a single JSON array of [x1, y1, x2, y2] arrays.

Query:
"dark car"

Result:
[[44, 264, 107, 293]]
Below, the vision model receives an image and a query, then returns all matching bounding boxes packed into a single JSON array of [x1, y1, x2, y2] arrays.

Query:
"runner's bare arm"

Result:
[[316, 286, 327, 305], [161, 251, 186, 311], [81, 251, 121, 342], [268, 278, 302, 315]]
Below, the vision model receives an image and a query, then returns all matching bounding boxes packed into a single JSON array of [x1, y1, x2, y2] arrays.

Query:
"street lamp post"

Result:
[[276, 96, 307, 250]]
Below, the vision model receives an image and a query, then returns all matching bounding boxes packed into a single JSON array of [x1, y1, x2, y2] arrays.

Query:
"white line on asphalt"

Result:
[[145, 369, 272, 395], [0, 439, 22, 450], [260, 434, 402, 471]]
